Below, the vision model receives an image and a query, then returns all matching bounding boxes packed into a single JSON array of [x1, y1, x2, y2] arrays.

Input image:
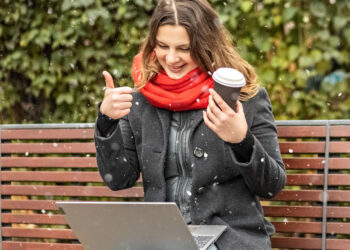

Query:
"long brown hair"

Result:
[[139, 0, 259, 101]]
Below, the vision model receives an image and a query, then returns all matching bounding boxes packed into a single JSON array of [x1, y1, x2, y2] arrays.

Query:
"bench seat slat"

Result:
[[2, 227, 77, 239], [1, 143, 96, 154], [1, 185, 144, 198], [2, 214, 67, 225], [1, 129, 94, 140], [2, 242, 83, 250], [1, 157, 97, 168]]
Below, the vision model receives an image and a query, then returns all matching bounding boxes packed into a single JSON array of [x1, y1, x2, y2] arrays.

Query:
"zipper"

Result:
[[175, 112, 189, 213]]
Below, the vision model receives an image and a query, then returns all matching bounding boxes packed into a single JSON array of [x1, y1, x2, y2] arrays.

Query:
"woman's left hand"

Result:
[[203, 88, 248, 143]]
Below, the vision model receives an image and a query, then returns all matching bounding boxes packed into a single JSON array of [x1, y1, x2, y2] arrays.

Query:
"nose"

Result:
[[166, 49, 179, 64]]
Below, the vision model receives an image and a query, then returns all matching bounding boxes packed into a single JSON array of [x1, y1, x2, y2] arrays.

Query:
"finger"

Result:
[[111, 93, 133, 102], [209, 88, 231, 112], [206, 104, 219, 125], [116, 109, 131, 118], [103, 71, 115, 89], [236, 100, 243, 113], [112, 101, 133, 110], [112, 87, 133, 94], [208, 95, 221, 116], [203, 111, 217, 133]]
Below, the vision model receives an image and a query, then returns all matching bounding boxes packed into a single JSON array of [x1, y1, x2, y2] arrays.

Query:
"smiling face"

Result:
[[154, 25, 198, 79]]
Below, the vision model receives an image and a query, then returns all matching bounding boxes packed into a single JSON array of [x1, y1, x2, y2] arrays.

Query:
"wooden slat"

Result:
[[272, 237, 350, 250], [287, 174, 350, 186], [273, 221, 322, 233], [1, 171, 103, 182], [327, 206, 350, 218], [2, 200, 60, 211], [330, 125, 350, 137], [264, 206, 350, 218], [271, 237, 322, 249], [1, 142, 96, 154], [327, 222, 350, 234], [1, 171, 142, 183], [326, 238, 350, 250], [2, 227, 77, 239], [283, 158, 326, 169], [1, 185, 144, 198], [329, 141, 350, 153], [271, 190, 323, 202], [263, 206, 322, 218], [328, 190, 350, 202], [2, 242, 83, 250], [279, 142, 325, 153], [1, 129, 94, 140], [277, 126, 326, 137], [287, 174, 323, 186], [2, 214, 67, 225], [329, 158, 350, 170], [1, 157, 97, 168], [274, 221, 350, 235]]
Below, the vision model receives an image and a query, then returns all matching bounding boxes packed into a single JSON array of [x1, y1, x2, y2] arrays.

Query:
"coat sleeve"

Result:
[[229, 87, 286, 198], [94, 112, 140, 191]]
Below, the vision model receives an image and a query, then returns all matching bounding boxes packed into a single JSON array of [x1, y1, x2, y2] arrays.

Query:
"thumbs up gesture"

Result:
[[100, 71, 133, 120]]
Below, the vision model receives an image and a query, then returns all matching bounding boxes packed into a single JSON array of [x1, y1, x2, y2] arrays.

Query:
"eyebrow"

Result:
[[156, 40, 190, 48]]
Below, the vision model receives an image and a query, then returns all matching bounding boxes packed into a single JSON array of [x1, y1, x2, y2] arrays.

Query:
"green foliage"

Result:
[[0, 0, 349, 123]]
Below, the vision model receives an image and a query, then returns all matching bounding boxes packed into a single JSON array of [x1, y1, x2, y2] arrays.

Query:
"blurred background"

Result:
[[0, 0, 349, 124]]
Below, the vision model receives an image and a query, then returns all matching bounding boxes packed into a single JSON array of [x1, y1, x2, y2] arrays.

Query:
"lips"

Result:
[[167, 64, 185, 73]]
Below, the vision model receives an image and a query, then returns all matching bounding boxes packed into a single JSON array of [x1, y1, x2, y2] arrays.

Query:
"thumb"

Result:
[[102, 71, 115, 89]]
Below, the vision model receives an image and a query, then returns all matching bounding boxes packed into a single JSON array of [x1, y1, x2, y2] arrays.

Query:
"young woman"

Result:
[[95, 0, 286, 249]]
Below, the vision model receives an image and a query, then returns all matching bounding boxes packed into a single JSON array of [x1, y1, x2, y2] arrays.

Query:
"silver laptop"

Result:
[[57, 201, 226, 250]]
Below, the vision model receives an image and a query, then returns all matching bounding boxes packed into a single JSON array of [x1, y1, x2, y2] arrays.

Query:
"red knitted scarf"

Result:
[[132, 54, 213, 111]]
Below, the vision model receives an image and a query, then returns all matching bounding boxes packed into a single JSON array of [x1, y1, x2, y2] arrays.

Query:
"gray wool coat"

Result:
[[94, 87, 286, 250]]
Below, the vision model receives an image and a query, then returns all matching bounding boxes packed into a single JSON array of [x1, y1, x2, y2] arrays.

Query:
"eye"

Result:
[[157, 43, 168, 49], [178, 47, 190, 52]]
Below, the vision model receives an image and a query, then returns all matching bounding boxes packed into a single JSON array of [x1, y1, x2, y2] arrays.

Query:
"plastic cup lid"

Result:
[[212, 68, 246, 87]]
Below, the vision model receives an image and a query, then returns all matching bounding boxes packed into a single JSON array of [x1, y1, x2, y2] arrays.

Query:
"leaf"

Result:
[[240, 1, 252, 13], [333, 16, 347, 31], [283, 7, 298, 22], [310, 1, 326, 18], [344, 28, 350, 46], [288, 46, 300, 61]]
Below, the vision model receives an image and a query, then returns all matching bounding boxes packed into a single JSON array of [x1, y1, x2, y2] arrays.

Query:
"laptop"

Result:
[[57, 201, 226, 250]]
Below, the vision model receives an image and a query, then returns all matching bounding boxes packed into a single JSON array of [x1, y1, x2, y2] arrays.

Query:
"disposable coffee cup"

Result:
[[212, 68, 246, 111]]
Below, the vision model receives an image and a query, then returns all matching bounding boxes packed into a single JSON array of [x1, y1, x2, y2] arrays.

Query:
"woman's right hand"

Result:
[[100, 71, 133, 120]]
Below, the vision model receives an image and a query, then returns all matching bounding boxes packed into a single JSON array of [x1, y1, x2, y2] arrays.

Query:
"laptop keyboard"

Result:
[[193, 235, 213, 248]]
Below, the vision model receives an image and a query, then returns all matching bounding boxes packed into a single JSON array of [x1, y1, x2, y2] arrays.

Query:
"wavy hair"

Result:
[[138, 0, 259, 101]]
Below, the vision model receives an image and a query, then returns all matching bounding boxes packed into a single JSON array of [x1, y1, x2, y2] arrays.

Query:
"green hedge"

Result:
[[1, 0, 349, 123]]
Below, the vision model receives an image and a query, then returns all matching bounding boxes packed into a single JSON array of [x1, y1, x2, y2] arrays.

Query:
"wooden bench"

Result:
[[1, 120, 350, 250]]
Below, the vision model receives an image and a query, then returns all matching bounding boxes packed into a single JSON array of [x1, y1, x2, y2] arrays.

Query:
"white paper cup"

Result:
[[212, 68, 246, 111]]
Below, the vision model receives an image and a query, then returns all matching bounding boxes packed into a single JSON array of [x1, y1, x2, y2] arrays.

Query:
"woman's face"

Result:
[[154, 25, 198, 79]]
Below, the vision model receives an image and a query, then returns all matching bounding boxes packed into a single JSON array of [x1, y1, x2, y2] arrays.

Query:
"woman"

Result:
[[95, 0, 286, 249]]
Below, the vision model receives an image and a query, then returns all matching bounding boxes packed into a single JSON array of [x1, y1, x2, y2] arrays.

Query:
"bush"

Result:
[[0, 0, 349, 123]]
